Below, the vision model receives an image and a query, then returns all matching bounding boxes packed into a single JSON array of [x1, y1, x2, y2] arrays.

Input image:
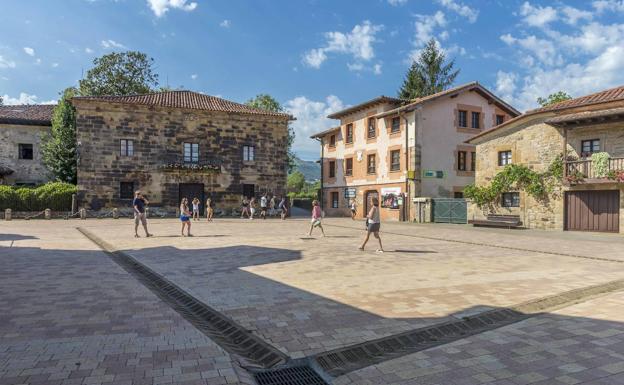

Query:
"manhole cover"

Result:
[[254, 366, 329, 385]]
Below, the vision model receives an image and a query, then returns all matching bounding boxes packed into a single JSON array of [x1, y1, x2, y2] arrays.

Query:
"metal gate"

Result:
[[432, 198, 467, 224]]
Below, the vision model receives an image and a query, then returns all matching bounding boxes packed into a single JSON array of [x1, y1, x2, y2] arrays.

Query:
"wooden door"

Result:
[[179, 183, 205, 214], [565, 190, 619, 232]]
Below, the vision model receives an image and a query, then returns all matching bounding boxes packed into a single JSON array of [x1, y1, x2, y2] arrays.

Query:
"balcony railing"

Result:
[[565, 157, 624, 182], [160, 155, 222, 172]]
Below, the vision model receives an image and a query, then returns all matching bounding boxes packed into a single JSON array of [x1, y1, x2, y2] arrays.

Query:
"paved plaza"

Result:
[[1, 217, 624, 384]]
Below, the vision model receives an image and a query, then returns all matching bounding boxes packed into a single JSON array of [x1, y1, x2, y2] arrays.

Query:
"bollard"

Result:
[[113, 208, 119, 219], [145, 207, 149, 218], [4, 208, 11, 221], [71, 194, 76, 214], [44, 209, 51, 220], [80, 208, 87, 220]]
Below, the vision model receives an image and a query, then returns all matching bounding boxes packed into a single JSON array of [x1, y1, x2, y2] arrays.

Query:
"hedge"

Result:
[[0, 182, 77, 212]]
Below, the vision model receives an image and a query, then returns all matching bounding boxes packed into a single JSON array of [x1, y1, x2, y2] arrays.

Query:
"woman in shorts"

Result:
[[249, 197, 257, 220], [192, 197, 200, 221], [240, 197, 250, 219], [308, 200, 325, 237], [180, 198, 192, 236], [350, 199, 357, 220], [359, 197, 383, 252], [206, 198, 214, 221]]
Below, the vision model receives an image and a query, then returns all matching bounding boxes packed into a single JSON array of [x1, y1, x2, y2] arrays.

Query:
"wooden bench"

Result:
[[469, 214, 523, 229]]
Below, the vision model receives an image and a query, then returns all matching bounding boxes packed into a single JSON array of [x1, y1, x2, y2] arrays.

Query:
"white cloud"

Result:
[[413, 11, 447, 47], [561, 6, 592, 25], [437, 0, 479, 23], [387, 0, 407, 5], [593, 0, 624, 13], [0, 55, 16, 69], [23, 47, 35, 56], [2, 92, 56, 105], [346, 62, 364, 72], [220, 19, 230, 28], [519, 1, 558, 28], [284, 95, 345, 157], [147, 0, 197, 17], [500, 34, 561, 66], [302, 21, 383, 69], [85, 47, 94, 54], [190, 73, 198, 80], [52, 63, 59, 68], [101, 39, 126, 49], [373, 63, 382, 75], [495, 71, 518, 102]]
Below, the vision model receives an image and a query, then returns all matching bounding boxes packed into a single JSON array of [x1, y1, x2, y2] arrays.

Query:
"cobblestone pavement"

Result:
[[78, 218, 624, 359], [2, 218, 624, 385], [0, 222, 253, 385], [334, 290, 624, 385]]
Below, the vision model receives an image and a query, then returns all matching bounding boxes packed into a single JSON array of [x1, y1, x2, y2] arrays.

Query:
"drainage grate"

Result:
[[314, 279, 624, 377], [78, 228, 288, 369], [254, 366, 329, 385]]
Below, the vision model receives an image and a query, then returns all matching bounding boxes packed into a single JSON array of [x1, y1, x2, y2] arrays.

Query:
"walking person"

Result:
[[350, 199, 357, 220], [249, 197, 257, 220], [206, 198, 214, 221], [241, 197, 250, 219], [269, 195, 277, 217], [279, 196, 288, 220], [192, 197, 200, 221], [359, 197, 383, 252], [308, 200, 325, 237], [260, 193, 268, 220], [133, 190, 152, 238], [179, 198, 192, 236]]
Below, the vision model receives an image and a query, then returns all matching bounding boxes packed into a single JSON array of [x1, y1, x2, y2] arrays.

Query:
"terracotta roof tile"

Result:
[[0, 104, 55, 126], [73, 90, 292, 119], [528, 85, 624, 113]]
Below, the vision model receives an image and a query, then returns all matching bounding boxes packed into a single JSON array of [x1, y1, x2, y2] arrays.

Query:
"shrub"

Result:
[[0, 182, 77, 211]]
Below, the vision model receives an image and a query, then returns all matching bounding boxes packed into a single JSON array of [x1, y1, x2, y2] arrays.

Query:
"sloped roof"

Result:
[[467, 84, 624, 144], [326, 96, 402, 119], [73, 91, 293, 119], [0, 104, 55, 126], [377, 81, 520, 118], [528, 85, 624, 114]]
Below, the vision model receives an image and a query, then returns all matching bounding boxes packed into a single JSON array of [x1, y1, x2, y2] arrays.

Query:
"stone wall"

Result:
[[0, 123, 51, 185], [471, 117, 565, 230], [73, 101, 289, 211]]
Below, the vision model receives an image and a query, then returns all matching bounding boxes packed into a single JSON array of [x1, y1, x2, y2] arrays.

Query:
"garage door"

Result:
[[565, 190, 620, 232]]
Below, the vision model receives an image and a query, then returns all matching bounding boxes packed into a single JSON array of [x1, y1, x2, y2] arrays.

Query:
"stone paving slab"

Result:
[[334, 290, 624, 385], [79, 218, 624, 359], [0, 221, 252, 385]]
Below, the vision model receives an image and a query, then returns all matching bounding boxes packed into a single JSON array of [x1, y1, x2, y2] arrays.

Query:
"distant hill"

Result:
[[293, 157, 320, 181]]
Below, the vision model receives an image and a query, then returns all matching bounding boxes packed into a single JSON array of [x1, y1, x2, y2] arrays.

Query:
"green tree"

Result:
[[537, 91, 572, 107], [42, 88, 78, 184], [398, 38, 460, 100], [79, 51, 159, 96], [245, 94, 296, 172], [287, 171, 305, 193]]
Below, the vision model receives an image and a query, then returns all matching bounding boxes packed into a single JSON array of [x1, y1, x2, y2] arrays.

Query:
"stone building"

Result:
[[467, 85, 624, 233], [72, 91, 292, 213], [0, 104, 55, 185], [311, 82, 519, 221]]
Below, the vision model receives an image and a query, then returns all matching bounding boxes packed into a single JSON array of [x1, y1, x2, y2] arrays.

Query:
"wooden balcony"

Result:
[[564, 157, 624, 183]]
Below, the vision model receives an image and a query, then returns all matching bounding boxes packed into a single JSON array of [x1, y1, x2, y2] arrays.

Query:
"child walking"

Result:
[[359, 197, 383, 252], [192, 197, 200, 221], [180, 198, 192, 236], [308, 200, 325, 237]]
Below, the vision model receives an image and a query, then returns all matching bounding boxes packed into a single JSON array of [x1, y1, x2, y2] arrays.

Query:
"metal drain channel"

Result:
[[314, 279, 624, 377], [253, 366, 330, 385], [77, 227, 288, 369]]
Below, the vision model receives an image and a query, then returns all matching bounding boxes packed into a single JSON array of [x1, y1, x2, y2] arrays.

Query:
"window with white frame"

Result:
[[184, 142, 199, 163], [243, 145, 255, 161], [120, 139, 134, 157]]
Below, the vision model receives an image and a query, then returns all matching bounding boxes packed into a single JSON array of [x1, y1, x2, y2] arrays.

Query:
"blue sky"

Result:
[[1, 0, 624, 160]]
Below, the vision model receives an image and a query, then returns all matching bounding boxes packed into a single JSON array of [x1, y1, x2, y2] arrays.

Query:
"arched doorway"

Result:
[[364, 190, 379, 217]]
